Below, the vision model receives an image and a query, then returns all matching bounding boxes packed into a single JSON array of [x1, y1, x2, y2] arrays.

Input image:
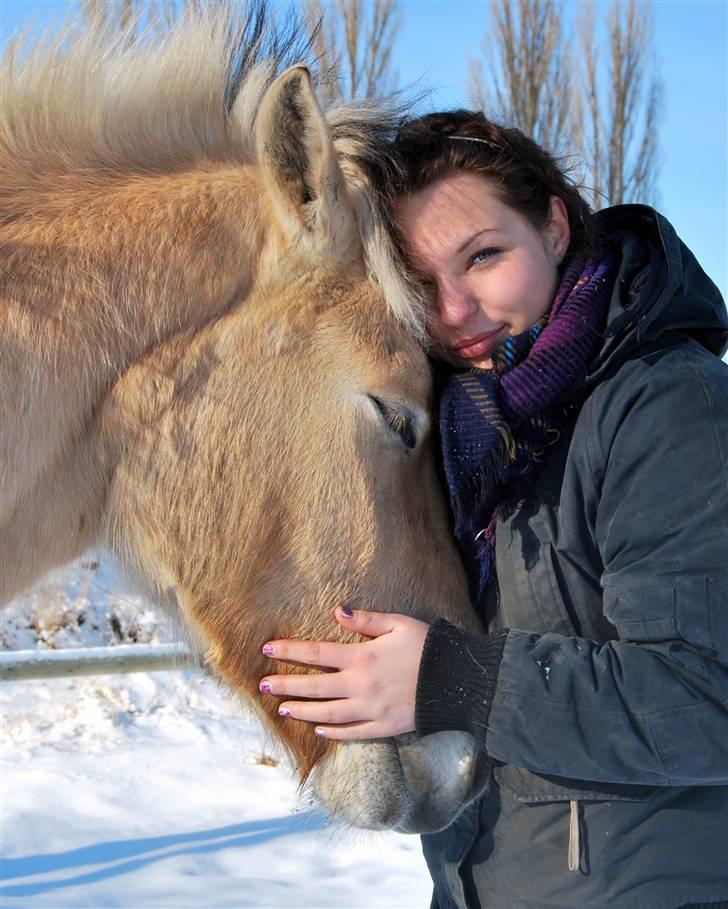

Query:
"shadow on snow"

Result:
[[0, 812, 327, 897]]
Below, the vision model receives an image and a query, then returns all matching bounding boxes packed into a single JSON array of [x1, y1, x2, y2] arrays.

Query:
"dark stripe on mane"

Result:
[[224, 0, 318, 116]]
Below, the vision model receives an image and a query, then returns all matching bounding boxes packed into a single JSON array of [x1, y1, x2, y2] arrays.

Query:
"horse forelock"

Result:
[[332, 119, 427, 343]]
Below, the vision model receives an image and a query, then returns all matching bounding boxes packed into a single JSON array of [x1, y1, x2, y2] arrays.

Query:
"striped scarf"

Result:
[[438, 253, 616, 612]]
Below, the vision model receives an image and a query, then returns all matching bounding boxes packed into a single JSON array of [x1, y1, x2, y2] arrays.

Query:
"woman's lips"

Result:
[[450, 328, 505, 360]]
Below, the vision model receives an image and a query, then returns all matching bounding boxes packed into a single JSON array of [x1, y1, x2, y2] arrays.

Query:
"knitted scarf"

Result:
[[438, 253, 616, 611]]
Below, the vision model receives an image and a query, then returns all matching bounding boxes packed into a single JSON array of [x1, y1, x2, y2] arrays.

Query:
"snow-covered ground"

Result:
[[1, 556, 432, 908]]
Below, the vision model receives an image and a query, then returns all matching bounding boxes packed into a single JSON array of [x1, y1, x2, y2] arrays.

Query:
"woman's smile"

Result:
[[449, 326, 507, 361]]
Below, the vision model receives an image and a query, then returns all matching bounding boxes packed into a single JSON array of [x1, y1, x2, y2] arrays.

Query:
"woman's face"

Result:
[[395, 170, 570, 369]]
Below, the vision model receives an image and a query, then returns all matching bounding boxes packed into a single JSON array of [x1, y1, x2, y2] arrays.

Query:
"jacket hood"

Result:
[[583, 205, 728, 387]]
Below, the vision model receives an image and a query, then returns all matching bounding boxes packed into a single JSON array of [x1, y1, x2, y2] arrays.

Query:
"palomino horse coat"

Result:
[[0, 4, 488, 832]]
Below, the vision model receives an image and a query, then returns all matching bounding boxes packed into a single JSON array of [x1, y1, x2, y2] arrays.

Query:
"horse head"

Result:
[[0, 4, 490, 832]]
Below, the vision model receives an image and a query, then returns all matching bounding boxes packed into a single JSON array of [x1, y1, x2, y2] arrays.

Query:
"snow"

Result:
[[1, 556, 432, 908]]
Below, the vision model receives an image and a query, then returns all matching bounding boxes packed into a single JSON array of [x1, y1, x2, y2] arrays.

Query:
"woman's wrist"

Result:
[[415, 618, 508, 745]]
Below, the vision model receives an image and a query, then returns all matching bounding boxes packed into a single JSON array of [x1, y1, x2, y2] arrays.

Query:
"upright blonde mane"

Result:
[[0, 1, 423, 335]]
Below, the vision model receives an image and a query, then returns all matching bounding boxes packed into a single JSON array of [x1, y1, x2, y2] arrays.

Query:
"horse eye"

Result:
[[368, 396, 417, 449]]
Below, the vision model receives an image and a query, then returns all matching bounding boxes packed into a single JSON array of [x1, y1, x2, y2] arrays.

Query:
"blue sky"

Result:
[[1, 0, 725, 300]]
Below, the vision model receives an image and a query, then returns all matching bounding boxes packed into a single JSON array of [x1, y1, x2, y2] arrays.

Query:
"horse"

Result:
[[0, 2, 488, 833]]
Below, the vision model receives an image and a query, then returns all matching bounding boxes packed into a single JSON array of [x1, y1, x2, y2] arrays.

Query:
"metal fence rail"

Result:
[[0, 643, 198, 681]]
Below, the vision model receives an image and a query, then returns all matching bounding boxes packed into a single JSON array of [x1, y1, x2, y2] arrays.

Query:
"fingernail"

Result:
[[259, 681, 272, 694], [314, 727, 326, 738], [278, 707, 291, 717], [262, 644, 274, 656], [339, 607, 353, 619]]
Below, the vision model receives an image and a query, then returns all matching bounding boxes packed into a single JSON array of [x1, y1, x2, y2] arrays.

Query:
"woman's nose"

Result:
[[437, 280, 479, 328]]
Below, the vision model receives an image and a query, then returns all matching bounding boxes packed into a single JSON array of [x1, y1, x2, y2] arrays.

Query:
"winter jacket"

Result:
[[415, 206, 728, 909]]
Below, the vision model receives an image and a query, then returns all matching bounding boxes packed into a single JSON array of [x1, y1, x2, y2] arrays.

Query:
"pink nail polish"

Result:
[[278, 707, 291, 717], [314, 728, 326, 738], [262, 644, 274, 656], [259, 681, 272, 694]]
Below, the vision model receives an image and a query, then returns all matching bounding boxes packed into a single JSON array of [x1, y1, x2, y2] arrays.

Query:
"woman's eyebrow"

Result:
[[456, 227, 499, 254]]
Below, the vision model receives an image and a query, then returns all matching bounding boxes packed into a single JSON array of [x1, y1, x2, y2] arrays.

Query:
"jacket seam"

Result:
[[527, 566, 553, 633], [645, 715, 672, 785], [676, 349, 728, 497], [495, 685, 728, 720], [583, 392, 600, 490]]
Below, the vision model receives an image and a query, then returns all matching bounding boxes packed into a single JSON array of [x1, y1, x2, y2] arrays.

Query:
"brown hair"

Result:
[[389, 110, 597, 261]]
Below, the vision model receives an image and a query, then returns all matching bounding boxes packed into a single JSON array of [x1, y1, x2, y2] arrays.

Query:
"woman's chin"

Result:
[[451, 352, 494, 370], [468, 354, 495, 370]]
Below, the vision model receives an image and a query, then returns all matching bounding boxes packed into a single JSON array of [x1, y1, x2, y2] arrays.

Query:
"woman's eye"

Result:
[[469, 247, 499, 267]]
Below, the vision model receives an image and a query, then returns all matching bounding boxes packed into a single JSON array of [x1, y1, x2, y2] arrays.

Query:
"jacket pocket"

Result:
[[603, 585, 677, 643], [493, 763, 665, 875], [498, 510, 578, 636], [493, 762, 664, 804], [527, 543, 578, 636], [603, 579, 720, 679]]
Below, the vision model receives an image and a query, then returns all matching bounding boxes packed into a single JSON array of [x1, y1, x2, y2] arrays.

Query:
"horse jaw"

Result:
[[312, 731, 490, 834]]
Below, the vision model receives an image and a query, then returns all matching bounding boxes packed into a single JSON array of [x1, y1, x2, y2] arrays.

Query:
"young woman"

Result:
[[258, 111, 728, 909]]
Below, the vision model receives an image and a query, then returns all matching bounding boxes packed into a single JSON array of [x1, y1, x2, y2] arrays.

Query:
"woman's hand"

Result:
[[259, 607, 430, 740]]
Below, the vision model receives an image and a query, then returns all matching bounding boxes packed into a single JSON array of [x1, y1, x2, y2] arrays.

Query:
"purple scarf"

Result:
[[438, 253, 616, 610]]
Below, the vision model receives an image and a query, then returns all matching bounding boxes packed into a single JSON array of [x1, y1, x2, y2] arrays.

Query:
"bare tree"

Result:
[[469, 0, 662, 208], [468, 0, 573, 155], [304, 0, 344, 106], [304, 0, 401, 103], [578, 0, 661, 207]]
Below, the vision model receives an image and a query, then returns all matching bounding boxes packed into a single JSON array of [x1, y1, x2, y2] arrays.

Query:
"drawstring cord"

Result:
[[568, 800, 580, 872]]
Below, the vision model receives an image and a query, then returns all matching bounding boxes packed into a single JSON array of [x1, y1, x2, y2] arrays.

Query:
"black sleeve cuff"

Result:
[[415, 618, 508, 747]]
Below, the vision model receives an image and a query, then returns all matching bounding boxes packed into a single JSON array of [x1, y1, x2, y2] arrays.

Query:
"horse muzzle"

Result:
[[312, 730, 491, 834]]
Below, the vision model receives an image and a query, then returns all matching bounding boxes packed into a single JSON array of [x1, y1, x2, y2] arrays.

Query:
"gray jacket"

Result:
[[417, 206, 728, 909]]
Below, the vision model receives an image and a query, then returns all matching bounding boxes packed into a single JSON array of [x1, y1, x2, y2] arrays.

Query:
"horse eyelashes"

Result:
[[368, 396, 417, 450]]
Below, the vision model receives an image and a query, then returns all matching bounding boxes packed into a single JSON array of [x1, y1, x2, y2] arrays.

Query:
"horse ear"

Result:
[[254, 66, 357, 258]]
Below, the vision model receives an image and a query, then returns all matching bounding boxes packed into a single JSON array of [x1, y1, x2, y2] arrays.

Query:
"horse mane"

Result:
[[1, 2, 311, 178], [0, 0, 424, 335]]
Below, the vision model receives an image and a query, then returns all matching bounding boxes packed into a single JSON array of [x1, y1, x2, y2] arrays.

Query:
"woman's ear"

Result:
[[544, 196, 571, 264]]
